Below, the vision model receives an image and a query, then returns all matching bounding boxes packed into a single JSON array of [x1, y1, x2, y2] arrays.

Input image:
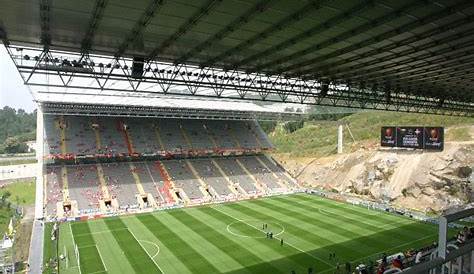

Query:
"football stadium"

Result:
[[0, 0, 474, 273]]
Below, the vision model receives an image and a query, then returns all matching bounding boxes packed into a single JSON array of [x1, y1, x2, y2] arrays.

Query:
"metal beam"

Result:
[[279, 0, 473, 77], [39, 0, 51, 48], [147, 0, 221, 61], [308, 21, 474, 81], [334, 37, 474, 85], [363, 54, 474, 88], [250, 0, 432, 74], [224, 0, 375, 70], [115, 0, 164, 58], [0, 24, 8, 46], [6, 45, 473, 116], [81, 0, 108, 53], [200, 0, 327, 68], [175, 0, 274, 64]]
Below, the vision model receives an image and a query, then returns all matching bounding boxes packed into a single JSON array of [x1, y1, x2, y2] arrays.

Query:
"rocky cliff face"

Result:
[[275, 142, 474, 213]]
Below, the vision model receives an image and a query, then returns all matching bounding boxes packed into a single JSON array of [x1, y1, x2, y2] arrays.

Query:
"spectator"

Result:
[[415, 250, 423, 264], [457, 231, 466, 245], [376, 263, 385, 274], [392, 255, 403, 269], [463, 226, 471, 240]]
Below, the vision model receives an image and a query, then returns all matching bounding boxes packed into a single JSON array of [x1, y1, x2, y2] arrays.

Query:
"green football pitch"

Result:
[[45, 193, 439, 274]]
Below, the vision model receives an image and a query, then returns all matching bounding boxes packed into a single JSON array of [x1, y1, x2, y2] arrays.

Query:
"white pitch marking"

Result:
[[226, 220, 285, 239], [212, 205, 334, 267], [95, 245, 108, 272], [139, 240, 161, 259], [317, 233, 438, 274], [74, 227, 128, 237], [128, 228, 166, 273], [69, 223, 82, 274]]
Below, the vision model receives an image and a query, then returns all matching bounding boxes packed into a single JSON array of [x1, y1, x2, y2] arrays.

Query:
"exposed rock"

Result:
[[277, 142, 474, 213]]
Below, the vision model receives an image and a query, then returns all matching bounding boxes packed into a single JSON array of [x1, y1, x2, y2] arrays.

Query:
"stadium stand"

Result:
[[212, 157, 261, 194], [43, 116, 272, 159], [43, 115, 296, 219]]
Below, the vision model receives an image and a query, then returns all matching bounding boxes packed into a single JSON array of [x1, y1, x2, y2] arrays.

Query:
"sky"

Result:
[[0, 46, 36, 112]]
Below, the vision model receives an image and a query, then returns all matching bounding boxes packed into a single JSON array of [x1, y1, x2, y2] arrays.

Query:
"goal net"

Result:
[[74, 243, 80, 268]]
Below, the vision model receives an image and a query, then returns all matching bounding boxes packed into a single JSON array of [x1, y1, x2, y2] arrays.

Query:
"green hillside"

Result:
[[268, 111, 474, 157]]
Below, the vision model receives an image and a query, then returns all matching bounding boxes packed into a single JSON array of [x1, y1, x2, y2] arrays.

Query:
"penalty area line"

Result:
[[128, 228, 166, 274], [211, 205, 334, 268]]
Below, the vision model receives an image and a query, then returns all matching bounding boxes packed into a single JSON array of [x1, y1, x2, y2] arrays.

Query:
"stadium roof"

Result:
[[35, 90, 294, 120], [1, 0, 474, 116]]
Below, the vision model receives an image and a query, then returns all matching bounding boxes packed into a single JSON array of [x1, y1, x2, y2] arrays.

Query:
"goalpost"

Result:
[[70, 222, 82, 274], [74, 243, 82, 274], [74, 244, 79, 266], [64, 245, 68, 268]]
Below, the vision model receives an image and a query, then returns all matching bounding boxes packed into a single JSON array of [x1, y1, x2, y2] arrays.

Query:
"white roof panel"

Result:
[[34, 90, 278, 113]]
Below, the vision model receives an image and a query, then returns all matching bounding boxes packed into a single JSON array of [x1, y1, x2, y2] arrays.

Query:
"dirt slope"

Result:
[[274, 137, 474, 213]]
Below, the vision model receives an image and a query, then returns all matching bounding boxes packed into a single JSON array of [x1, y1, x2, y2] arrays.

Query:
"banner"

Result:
[[380, 127, 396, 147], [423, 127, 444, 150], [380, 126, 444, 150], [396, 127, 424, 149]]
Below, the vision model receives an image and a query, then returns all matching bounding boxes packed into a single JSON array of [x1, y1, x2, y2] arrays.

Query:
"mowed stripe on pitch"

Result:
[[136, 213, 221, 273], [254, 198, 405, 250], [277, 195, 434, 239], [271, 195, 438, 259], [264, 196, 425, 253], [245, 196, 432, 261], [70, 222, 107, 274], [171, 208, 292, 274], [219, 202, 351, 265], [158, 210, 247, 273], [87, 219, 137, 274], [103, 217, 162, 274], [291, 194, 425, 228], [198, 206, 327, 273]]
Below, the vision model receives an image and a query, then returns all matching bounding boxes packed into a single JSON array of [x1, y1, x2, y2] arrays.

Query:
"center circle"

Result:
[[227, 220, 285, 239]]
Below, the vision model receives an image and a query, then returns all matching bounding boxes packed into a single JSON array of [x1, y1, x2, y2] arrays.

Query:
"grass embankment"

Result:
[[269, 111, 474, 157], [0, 180, 37, 271], [0, 179, 35, 233], [0, 158, 37, 166], [0, 179, 36, 206]]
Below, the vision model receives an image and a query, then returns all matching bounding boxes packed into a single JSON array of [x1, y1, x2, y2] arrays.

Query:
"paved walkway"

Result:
[[28, 220, 44, 274]]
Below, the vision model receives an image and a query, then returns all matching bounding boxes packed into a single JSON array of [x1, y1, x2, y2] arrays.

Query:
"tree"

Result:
[[283, 120, 304, 133], [0, 106, 36, 144], [3, 137, 28, 153]]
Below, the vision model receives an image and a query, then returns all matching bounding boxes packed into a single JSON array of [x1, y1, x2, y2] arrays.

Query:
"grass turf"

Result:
[[0, 179, 36, 206], [48, 193, 439, 274]]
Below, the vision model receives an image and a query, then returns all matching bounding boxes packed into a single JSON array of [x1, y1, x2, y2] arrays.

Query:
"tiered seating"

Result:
[[43, 116, 62, 155], [66, 164, 102, 213], [65, 116, 97, 155], [45, 166, 63, 216], [248, 121, 273, 148], [126, 119, 161, 154], [181, 120, 215, 150], [204, 120, 238, 149], [215, 158, 260, 194], [163, 160, 206, 201], [190, 158, 233, 196], [231, 121, 264, 149], [132, 162, 166, 204], [101, 162, 140, 208], [97, 117, 129, 155], [156, 119, 191, 152], [257, 155, 297, 187], [43, 114, 298, 219], [239, 156, 282, 189], [43, 116, 272, 158]]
